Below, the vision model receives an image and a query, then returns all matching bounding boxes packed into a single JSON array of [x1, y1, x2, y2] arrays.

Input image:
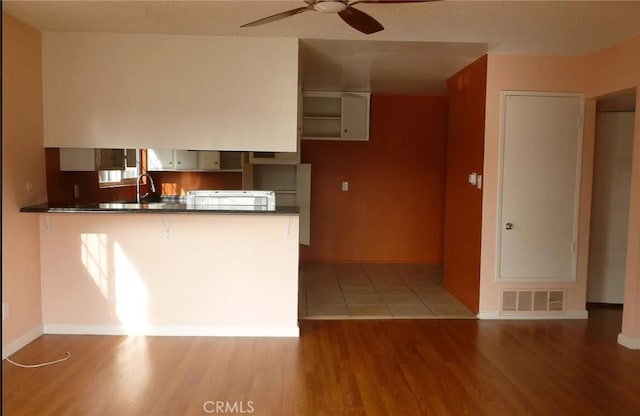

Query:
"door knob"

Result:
[[505, 222, 514, 230]]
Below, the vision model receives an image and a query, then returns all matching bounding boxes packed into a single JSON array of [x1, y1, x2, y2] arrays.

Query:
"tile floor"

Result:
[[299, 263, 476, 319]]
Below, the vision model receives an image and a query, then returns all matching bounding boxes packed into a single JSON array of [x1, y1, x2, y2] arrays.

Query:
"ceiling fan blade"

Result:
[[241, 6, 312, 28], [338, 6, 384, 34]]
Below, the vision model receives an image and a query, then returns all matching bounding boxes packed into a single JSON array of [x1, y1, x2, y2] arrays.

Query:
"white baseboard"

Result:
[[2, 325, 44, 359], [477, 310, 589, 320], [43, 324, 300, 338], [617, 333, 640, 349]]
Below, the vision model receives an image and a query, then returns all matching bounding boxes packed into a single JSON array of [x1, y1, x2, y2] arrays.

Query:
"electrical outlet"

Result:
[[341, 181, 349, 192], [2, 303, 7, 321]]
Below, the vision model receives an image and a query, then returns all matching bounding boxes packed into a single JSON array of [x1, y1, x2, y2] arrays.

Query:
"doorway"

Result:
[[587, 90, 637, 304]]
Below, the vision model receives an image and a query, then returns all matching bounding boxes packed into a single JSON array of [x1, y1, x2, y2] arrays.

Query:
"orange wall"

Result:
[[151, 171, 242, 196], [45, 148, 140, 203], [443, 56, 487, 313], [2, 12, 47, 353], [300, 95, 447, 264]]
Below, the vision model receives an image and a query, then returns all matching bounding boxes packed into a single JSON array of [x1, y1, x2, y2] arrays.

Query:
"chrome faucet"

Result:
[[136, 173, 156, 203]]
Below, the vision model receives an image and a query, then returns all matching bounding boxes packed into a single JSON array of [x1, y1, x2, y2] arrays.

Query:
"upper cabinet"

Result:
[[147, 149, 244, 172], [59, 148, 136, 171], [302, 91, 370, 141], [42, 32, 299, 151]]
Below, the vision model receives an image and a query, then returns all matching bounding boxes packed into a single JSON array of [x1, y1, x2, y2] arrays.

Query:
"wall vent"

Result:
[[501, 289, 566, 313]]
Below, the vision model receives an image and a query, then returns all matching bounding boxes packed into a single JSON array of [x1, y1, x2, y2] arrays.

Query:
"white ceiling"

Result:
[[3, 1, 640, 95]]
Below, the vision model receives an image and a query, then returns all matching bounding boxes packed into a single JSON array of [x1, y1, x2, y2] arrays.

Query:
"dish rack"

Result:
[[186, 190, 276, 211]]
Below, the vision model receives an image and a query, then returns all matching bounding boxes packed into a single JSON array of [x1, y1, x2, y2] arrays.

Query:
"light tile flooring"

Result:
[[299, 263, 476, 319]]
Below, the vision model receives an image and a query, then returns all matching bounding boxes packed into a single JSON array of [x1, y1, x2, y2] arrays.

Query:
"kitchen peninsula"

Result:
[[21, 202, 300, 337]]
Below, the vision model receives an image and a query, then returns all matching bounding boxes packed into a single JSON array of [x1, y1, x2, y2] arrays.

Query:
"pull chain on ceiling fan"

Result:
[[241, 0, 439, 35]]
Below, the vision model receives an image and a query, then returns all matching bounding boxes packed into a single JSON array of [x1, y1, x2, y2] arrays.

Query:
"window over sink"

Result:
[[98, 149, 140, 188]]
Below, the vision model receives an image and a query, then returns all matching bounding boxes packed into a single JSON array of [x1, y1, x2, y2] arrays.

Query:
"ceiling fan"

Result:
[[241, 0, 439, 35]]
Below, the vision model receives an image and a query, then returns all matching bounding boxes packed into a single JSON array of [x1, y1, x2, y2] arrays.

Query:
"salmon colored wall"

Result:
[[584, 36, 640, 345], [300, 95, 447, 264], [478, 38, 640, 346], [479, 55, 587, 318], [2, 12, 46, 355], [443, 56, 487, 314], [38, 213, 300, 336], [45, 148, 241, 203]]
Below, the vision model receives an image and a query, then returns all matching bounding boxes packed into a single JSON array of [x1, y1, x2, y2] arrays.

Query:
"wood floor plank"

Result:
[[3, 306, 640, 415]]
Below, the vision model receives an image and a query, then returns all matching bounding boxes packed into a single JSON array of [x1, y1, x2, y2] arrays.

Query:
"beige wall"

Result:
[[2, 12, 47, 356], [39, 213, 300, 336], [479, 36, 640, 346], [42, 32, 299, 151], [584, 36, 640, 345], [479, 54, 587, 317]]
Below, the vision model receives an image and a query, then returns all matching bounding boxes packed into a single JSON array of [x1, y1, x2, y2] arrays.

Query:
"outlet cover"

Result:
[[341, 181, 349, 192]]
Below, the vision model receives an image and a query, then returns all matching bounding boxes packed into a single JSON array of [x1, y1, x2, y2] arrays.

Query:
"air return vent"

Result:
[[501, 289, 566, 313]]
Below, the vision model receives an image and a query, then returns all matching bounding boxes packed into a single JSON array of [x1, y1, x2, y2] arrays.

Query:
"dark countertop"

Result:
[[20, 202, 299, 215]]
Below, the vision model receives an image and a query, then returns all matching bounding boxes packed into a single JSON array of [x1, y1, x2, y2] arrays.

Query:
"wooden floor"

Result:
[[3, 305, 639, 415]]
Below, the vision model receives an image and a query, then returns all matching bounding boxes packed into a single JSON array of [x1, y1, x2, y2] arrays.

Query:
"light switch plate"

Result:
[[341, 182, 349, 191]]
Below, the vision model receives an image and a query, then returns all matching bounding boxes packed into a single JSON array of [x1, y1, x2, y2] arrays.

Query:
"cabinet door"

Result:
[[174, 150, 198, 170], [242, 162, 254, 190], [297, 164, 311, 245], [198, 151, 220, 170], [147, 149, 174, 170], [96, 149, 126, 170], [59, 148, 96, 171], [341, 93, 369, 140]]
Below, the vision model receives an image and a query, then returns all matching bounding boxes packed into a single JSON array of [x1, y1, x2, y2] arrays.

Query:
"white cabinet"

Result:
[[59, 148, 132, 171], [198, 151, 221, 170], [302, 91, 370, 141], [174, 150, 198, 170], [59, 148, 97, 171], [243, 163, 311, 245], [147, 149, 175, 171], [148, 149, 244, 172]]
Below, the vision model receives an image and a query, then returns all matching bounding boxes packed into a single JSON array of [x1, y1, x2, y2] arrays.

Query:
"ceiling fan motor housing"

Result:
[[314, 1, 348, 13]]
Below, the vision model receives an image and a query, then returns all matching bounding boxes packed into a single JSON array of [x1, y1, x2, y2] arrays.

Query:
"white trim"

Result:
[[43, 324, 299, 338], [2, 325, 44, 359], [477, 310, 588, 320], [496, 91, 584, 283], [617, 333, 640, 349]]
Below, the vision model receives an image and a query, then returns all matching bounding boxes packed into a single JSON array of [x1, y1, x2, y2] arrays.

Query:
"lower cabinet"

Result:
[[243, 163, 311, 245]]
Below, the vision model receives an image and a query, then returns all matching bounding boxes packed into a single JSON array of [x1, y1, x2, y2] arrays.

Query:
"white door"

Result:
[[341, 93, 369, 141], [498, 92, 583, 281]]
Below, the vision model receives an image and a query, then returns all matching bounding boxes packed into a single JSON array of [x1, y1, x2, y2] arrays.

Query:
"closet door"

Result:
[[498, 92, 583, 282]]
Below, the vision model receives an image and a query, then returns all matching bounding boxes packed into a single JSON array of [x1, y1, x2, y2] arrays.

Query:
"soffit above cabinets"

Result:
[[299, 39, 488, 95]]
